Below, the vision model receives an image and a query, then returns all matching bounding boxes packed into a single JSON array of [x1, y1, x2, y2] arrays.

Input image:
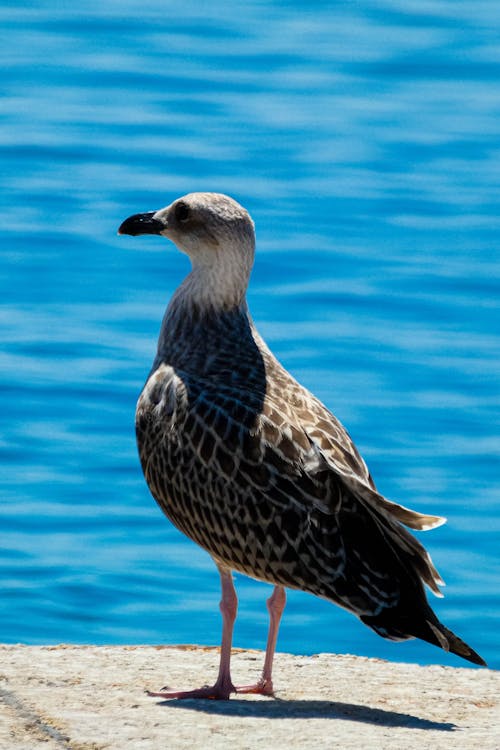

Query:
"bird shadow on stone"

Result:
[[155, 697, 456, 731]]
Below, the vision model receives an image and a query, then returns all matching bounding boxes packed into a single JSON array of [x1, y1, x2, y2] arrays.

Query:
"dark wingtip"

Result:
[[361, 608, 487, 667], [118, 211, 164, 236], [451, 643, 487, 667], [427, 621, 487, 667]]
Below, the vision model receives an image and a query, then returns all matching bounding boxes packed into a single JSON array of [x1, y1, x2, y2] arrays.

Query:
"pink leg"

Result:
[[236, 585, 286, 696], [148, 564, 238, 700]]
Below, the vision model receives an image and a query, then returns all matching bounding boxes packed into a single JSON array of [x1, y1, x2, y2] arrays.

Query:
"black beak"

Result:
[[118, 211, 165, 236]]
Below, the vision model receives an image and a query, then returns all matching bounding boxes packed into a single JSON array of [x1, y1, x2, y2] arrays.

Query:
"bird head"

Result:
[[119, 192, 255, 267]]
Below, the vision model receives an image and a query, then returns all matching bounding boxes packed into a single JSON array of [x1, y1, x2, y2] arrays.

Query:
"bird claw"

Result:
[[235, 679, 274, 696], [147, 683, 235, 700], [147, 678, 274, 700]]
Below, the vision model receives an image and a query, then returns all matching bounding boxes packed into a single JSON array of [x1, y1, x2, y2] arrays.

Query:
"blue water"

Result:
[[1, 1, 498, 670]]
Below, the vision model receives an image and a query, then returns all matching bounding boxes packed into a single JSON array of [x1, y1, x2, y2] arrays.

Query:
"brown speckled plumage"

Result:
[[119, 192, 485, 698]]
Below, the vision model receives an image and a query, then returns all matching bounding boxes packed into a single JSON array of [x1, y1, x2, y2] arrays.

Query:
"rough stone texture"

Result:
[[0, 644, 498, 750]]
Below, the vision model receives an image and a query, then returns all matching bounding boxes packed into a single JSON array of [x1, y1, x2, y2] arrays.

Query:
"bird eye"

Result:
[[175, 201, 190, 223]]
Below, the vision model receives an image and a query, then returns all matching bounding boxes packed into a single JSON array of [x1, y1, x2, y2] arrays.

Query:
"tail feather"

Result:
[[336, 476, 485, 666], [358, 494, 446, 597], [351, 481, 447, 532]]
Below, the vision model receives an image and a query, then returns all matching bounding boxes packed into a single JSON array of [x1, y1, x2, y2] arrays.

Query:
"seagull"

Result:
[[118, 192, 485, 699]]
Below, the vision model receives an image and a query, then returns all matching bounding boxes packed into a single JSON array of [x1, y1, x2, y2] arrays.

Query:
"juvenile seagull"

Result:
[[119, 192, 485, 699]]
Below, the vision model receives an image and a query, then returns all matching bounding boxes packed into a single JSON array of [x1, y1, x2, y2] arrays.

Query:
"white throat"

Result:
[[169, 238, 254, 316]]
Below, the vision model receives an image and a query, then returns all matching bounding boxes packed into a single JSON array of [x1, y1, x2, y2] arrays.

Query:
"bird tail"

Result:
[[337, 477, 485, 666]]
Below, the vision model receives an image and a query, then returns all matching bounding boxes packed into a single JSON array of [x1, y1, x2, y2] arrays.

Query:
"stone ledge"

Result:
[[0, 645, 498, 749]]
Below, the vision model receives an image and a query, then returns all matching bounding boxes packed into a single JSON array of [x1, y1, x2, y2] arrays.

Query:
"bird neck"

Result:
[[156, 292, 255, 375], [156, 262, 252, 363], [168, 237, 254, 318], [181, 263, 248, 311]]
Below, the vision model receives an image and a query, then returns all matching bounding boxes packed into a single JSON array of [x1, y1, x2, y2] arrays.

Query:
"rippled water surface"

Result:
[[1, 1, 498, 669]]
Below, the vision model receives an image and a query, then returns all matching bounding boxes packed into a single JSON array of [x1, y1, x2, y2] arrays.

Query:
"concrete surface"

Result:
[[0, 644, 498, 749]]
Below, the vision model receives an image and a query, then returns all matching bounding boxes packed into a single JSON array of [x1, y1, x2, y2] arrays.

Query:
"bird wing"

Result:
[[205, 372, 444, 595], [138, 360, 445, 599], [258, 343, 446, 533], [247, 383, 444, 598]]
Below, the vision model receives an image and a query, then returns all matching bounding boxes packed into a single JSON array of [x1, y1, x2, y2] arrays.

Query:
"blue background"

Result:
[[1, 1, 498, 669]]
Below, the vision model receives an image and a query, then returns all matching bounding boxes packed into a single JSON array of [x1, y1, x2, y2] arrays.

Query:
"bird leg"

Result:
[[148, 573, 286, 700], [147, 564, 238, 700], [235, 585, 286, 696]]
